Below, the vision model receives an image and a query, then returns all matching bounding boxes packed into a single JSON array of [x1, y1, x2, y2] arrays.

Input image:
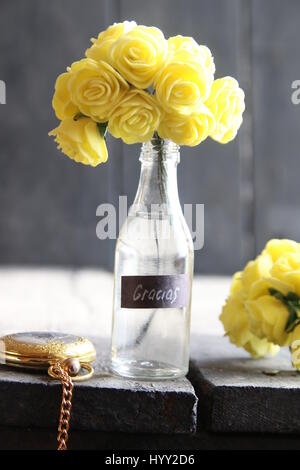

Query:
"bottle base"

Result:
[[110, 358, 187, 380]]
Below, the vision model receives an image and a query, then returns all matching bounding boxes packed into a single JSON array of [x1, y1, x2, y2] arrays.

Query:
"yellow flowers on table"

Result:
[[220, 239, 300, 370], [220, 273, 280, 358], [49, 21, 245, 166]]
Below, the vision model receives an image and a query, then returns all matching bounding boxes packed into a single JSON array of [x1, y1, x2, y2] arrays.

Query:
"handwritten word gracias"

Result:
[[133, 283, 180, 305]]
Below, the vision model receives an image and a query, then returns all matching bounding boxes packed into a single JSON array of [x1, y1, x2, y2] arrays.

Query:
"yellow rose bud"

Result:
[[157, 104, 215, 146], [245, 295, 291, 346], [108, 89, 161, 144], [220, 284, 279, 358], [52, 72, 79, 121], [263, 238, 299, 262], [205, 77, 245, 144], [86, 21, 137, 63], [68, 58, 129, 123], [108, 25, 167, 89], [49, 117, 108, 167], [290, 325, 300, 370], [154, 58, 213, 115], [167, 36, 215, 77]]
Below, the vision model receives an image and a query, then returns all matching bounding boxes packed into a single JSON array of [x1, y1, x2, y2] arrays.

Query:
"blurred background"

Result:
[[0, 0, 299, 275]]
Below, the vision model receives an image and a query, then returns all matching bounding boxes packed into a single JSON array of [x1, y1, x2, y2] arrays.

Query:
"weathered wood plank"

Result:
[[0, 337, 197, 434], [190, 334, 300, 434]]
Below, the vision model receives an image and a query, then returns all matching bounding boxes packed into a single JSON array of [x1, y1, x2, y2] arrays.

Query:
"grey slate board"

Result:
[[0, 337, 197, 434], [190, 335, 300, 434]]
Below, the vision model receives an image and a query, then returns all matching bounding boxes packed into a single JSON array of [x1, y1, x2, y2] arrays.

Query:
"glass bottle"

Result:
[[111, 137, 194, 379]]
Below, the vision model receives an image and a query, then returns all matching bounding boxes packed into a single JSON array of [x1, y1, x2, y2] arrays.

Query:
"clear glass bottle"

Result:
[[111, 137, 194, 379]]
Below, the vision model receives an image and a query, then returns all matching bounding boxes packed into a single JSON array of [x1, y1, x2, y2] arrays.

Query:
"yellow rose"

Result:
[[49, 117, 107, 167], [279, 272, 300, 298], [107, 25, 167, 89], [157, 104, 215, 146], [247, 277, 292, 301], [68, 58, 129, 123], [168, 36, 201, 57], [52, 72, 79, 121], [267, 249, 300, 298], [290, 325, 300, 370], [205, 77, 245, 144], [245, 295, 291, 346], [167, 36, 215, 76], [154, 58, 213, 115], [220, 275, 279, 358], [108, 89, 161, 144], [263, 239, 300, 295], [270, 252, 300, 282], [237, 251, 289, 302], [86, 21, 137, 63], [263, 238, 299, 262], [221, 238, 300, 357], [242, 252, 273, 294], [244, 240, 300, 299]]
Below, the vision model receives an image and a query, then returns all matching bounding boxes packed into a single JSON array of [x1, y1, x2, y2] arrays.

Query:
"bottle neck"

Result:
[[132, 138, 181, 214]]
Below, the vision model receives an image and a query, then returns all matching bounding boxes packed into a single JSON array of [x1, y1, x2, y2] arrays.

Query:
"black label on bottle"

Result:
[[121, 274, 190, 309]]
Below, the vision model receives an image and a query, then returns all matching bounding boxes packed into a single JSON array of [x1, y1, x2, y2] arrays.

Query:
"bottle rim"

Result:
[[140, 138, 180, 163]]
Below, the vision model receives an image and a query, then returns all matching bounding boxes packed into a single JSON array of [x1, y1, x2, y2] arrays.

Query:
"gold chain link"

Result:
[[48, 359, 94, 450], [50, 363, 74, 451]]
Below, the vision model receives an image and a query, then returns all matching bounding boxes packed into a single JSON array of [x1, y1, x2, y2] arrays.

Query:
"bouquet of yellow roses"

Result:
[[220, 239, 300, 370], [49, 21, 245, 166]]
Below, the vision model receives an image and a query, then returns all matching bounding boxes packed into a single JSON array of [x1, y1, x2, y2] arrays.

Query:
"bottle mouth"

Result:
[[140, 137, 180, 163]]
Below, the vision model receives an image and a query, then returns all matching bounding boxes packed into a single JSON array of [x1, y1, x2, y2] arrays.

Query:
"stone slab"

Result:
[[0, 337, 197, 434], [190, 335, 300, 434]]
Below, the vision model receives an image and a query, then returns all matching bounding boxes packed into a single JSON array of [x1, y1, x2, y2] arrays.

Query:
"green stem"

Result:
[[153, 132, 167, 203], [269, 288, 300, 333]]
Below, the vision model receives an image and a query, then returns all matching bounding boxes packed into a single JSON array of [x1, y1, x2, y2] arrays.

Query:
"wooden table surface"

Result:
[[0, 267, 230, 337], [3, 268, 299, 449]]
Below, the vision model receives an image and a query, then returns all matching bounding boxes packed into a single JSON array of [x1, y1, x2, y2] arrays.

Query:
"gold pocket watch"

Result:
[[0, 331, 96, 451]]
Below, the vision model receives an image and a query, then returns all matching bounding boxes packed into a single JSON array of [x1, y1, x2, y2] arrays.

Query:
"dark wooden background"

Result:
[[0, 0, 299, 274]]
